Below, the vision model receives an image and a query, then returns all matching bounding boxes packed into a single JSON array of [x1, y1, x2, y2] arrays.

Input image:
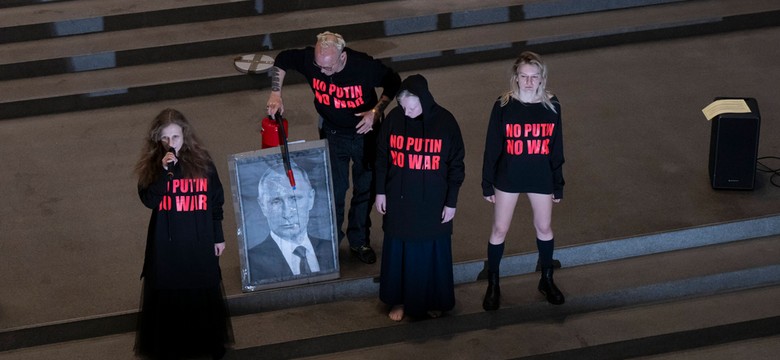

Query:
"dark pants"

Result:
[[324, 129, 376, 248]]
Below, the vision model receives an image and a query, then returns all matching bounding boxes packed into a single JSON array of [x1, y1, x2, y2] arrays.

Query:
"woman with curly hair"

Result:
[[134, 108, 233, 359]]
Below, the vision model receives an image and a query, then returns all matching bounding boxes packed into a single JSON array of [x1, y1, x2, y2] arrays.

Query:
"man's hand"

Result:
[[355, 109, 378, 134], [266, 92, 284, 116]]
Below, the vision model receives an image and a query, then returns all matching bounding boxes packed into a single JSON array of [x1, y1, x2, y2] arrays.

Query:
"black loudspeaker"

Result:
[[708, 97, 760, 190]]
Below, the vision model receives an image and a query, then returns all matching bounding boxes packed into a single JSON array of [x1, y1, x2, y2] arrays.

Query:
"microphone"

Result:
[[162, 141, 176, 179]]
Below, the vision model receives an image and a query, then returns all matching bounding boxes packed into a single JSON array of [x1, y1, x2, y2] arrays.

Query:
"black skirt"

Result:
[[135, 280, 233, 359], [379, 234, 455, 317]]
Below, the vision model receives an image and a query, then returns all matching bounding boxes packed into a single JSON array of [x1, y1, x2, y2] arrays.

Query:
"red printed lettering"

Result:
[[176, 195, 208, 211], [407, 154, 440, 170], [527, 139, 542, 154], [158, 196, 172, 211], [390, 135, 405, 149], [312, 78, 327, 92], [506, 139, 523, 155], [315, 91, 331, 105], [541, 139, 550, 154], [506, 124, 522, 138], [390, 150, 405, 167]]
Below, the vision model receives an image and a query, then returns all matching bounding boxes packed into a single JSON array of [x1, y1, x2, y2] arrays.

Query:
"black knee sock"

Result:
[[487, 243, 504, 272], [537, 238, 554, 268]]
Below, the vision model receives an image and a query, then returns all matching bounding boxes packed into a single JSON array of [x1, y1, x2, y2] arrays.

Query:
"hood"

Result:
[[398, 74, 438, 120]]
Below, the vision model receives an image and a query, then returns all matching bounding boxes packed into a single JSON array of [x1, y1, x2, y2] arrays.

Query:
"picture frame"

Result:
[[227, 139, 340, 292]]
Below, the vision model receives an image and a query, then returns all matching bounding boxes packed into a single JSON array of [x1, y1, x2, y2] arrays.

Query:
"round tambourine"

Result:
[[233, 54, 275, 74]]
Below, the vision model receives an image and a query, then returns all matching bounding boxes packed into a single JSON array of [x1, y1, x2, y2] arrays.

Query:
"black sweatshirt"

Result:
[[481, 96, 565, 199], [138, 163, 225, 289], [375, 74, 466, 240], [274, 47, 401, 134]]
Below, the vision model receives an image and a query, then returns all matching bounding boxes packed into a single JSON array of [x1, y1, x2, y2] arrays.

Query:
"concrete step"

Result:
[[1, 289, 777, 359], [1, 235, 778, 358], [226, 235, 780, 358], [0, 0, 386, 43], [3, 228, 778, 351], [1, 0, 779, 120], [0, 0, 550, 77], [1, 0, 693, 63], [0, 0, 73, 10], [236, 287, 780, 359], [2, 0, 777, 80]]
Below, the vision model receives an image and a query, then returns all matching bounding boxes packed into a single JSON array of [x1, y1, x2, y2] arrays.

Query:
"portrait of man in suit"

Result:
[[248, 162, 336, 283]]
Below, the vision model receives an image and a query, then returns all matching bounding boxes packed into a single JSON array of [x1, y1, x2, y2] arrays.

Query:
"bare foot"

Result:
[[388, 305, 404, 321], [427, 310, 442, 318]]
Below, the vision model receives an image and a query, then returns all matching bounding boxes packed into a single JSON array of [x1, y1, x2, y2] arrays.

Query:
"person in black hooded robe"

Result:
[[375, 74, 465, 321]]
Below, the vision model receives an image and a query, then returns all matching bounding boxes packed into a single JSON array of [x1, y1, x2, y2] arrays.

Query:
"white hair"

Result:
[[316, 31, 346, 52]]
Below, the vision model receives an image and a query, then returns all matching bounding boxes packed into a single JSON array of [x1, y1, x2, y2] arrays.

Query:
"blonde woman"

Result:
[[481, 52, 566, 310]]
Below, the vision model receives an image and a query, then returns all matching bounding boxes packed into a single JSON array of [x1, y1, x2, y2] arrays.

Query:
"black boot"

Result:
[[538, 267, 565, 305], [482, 271, 501, 311]]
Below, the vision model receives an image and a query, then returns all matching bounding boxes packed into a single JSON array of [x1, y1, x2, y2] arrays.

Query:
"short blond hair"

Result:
[[316, 31, 346, 52]]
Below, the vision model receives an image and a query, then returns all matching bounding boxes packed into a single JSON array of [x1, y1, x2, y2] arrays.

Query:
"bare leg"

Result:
[[489, 189, 521, 245], [527, 193, 554, 240]]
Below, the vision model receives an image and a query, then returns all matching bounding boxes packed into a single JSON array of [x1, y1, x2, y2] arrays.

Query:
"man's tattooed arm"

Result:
[[270, 67, 282, 92]]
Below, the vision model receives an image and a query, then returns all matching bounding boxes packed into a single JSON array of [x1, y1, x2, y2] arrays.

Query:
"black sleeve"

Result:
[[138, 172, 168, 209], [481, 101, 504, 196], [210, 164, 226, 244], [445, 116, 466, 208], [549, 99, 565, 199], [378, 64, 401, 101], [374, 108, 398, 195], [273, 48, 309, 74]]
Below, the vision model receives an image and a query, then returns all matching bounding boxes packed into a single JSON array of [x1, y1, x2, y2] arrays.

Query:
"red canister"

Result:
[[261, 116, 288, 149]]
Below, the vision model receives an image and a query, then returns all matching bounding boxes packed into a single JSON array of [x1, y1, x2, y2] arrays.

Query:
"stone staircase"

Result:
[[1, 0, 779, 358], [2, 222, 779, 359], [229, 242, 780, 359], [2, 0, 779, 120]]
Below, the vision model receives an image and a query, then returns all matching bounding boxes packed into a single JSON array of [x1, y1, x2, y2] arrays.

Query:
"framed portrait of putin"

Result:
[[228, 139, 340, 292]]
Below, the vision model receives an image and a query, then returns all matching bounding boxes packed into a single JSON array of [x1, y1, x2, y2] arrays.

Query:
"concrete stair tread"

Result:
[[2, 290, 777, 359], [360, 0, 780, 58], [4, 0, 780, 103], [3, 0, 779, 66], [225, 236, 780, 346], [1, 236, 777, 359], [0, 0, 234, 27], [0, 0, 523, 65], [0, 55, 237, 102], [258, 287, 779, 359], [4, 298, 776, 360], [637, 335, 780, 360]]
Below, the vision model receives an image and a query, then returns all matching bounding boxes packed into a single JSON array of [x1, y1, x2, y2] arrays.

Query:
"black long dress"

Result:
[[375, 74, 466, 317], [135, 163, 233, 359]]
